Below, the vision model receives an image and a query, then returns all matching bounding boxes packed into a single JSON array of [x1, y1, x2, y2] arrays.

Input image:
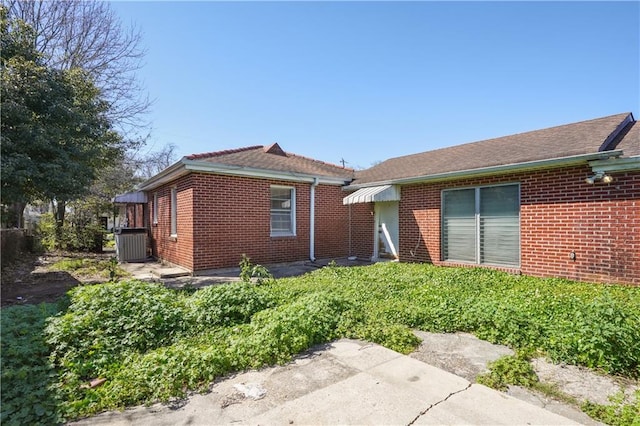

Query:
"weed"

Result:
[[581, 390, 640, 426], [476, 355, 539, 391], [4, 263, 639, 423], [239, 254, 273, 284], [1, 303, 65, 425], [51, 256, 129, 281]]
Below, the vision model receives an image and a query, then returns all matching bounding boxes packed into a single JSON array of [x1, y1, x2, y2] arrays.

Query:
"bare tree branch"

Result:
[[5, 0, 151, 135]]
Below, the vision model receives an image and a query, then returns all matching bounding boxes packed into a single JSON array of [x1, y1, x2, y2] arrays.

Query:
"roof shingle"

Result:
[[352, 113, 635, 186], [185, 144, 354, 180]]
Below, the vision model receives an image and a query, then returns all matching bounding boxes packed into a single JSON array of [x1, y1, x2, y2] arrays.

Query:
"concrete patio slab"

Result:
[[413, 383, 578, 425], [70, 339, 580, 426]]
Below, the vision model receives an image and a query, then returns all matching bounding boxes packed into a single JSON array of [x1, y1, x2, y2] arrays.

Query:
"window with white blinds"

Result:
[[442, 184, 520, 267], [270, 186, 296, 236]]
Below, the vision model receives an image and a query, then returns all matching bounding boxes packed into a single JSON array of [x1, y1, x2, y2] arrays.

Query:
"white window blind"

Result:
[[270, 186, 295, 236], [479, 185, 520, 266], [443, 188, 476, 262], [442, 184, 520, 267]]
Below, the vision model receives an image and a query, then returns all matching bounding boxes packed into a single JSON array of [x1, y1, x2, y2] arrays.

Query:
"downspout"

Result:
[[310, 178, 319, 262]]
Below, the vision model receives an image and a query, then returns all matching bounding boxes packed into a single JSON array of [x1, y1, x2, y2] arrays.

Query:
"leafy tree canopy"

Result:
[[1, 7, 124, 209]]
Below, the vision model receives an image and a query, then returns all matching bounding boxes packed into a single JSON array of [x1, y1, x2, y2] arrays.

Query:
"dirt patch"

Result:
[[0, 251, 114, 307]]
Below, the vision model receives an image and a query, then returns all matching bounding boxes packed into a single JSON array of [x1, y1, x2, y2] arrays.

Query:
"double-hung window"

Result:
[[442, 184, 520, 267], [270, 186, 295, 236]]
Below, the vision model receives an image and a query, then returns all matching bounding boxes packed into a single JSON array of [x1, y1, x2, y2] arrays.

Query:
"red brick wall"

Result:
[[148, 173, 351, 272], [314, 185, 350, 259], [347, 202, 375, 259], [190, 174, 311, 270], [148, 175, 194, 270], [397, 165, 639, 285], [519, 167, 639, 285]]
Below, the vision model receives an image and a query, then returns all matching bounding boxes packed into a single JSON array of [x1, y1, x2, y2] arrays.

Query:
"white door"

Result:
[[374, 201, 399, 259]]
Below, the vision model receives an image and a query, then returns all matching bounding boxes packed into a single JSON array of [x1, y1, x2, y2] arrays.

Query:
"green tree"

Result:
[[1, 8, 124, 235]]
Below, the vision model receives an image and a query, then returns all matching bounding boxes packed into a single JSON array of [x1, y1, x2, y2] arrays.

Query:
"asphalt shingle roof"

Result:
[[614, 121, 640, 157], [353, 113, 635, 186], [185, 143, 354, 180]]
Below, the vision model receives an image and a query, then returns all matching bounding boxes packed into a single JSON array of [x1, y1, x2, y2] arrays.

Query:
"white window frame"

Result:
[[152, 193, 158, 225], [270, 185, 296, 237], [170, 187, 177, 237], [441, 183, 520, 267]]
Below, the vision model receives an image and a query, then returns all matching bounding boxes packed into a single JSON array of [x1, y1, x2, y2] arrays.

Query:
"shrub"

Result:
[[187, 282, 273, 332], [35, 213, 105, 252], [349, 319, 421, 354], [232, 292, 349, 367], [46, 280, 188, 378], [8, 262, 638, 422], [59, 292, 349, 415]]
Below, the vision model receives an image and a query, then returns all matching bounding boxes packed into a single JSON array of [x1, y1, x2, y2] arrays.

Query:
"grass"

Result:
[[50, 256, 129, 281], [2, 262, 639, 425]]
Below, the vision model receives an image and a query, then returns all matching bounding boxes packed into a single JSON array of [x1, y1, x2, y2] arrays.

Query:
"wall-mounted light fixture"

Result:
[[585, 172, 614, 184]]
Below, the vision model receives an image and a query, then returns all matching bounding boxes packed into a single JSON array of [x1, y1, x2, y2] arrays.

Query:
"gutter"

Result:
[[588, 155, 640, 173], [345, 150, 624, 190], [309, 177, 319, 262]]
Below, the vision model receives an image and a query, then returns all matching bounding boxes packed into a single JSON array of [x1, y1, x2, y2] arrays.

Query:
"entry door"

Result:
[[375, 201, 399, 259]]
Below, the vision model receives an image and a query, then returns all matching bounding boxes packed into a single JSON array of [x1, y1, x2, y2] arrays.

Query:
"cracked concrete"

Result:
[[409, 331, 635, 425], [407, 383, 473, 425], [71, 339, 579, 425]]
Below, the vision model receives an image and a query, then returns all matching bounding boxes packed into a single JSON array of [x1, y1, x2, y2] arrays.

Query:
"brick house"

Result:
[[343, 112, 640, 285], [136, 143, 355, 273], [129, 112, 639, 284]]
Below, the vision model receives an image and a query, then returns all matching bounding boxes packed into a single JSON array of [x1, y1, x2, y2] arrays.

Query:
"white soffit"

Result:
[[343, 185, 400, 205]]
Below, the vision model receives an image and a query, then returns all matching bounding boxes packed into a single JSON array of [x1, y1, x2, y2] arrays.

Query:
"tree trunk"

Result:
[[55, 199, 66, 249], [6, 202, 26, 228]]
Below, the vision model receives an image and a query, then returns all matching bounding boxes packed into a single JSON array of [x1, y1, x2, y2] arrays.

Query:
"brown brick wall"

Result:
[[397, 165, 640, 285]]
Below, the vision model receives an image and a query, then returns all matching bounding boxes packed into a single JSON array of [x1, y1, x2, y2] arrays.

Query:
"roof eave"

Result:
[[138, 158, 351, 191], [137, 158, 189, 191], [184, 160, 351, 185], [347, 150, 624, 189]]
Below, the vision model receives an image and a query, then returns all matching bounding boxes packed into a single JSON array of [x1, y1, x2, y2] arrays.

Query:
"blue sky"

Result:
[[111, 1, 640, 170]]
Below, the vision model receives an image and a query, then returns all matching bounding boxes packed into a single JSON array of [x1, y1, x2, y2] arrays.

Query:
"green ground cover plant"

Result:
[[581, 390, 640, 426], [2, 262, 639, 425], [1, 302, 66, 425], [50, 256, 129, 281]]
